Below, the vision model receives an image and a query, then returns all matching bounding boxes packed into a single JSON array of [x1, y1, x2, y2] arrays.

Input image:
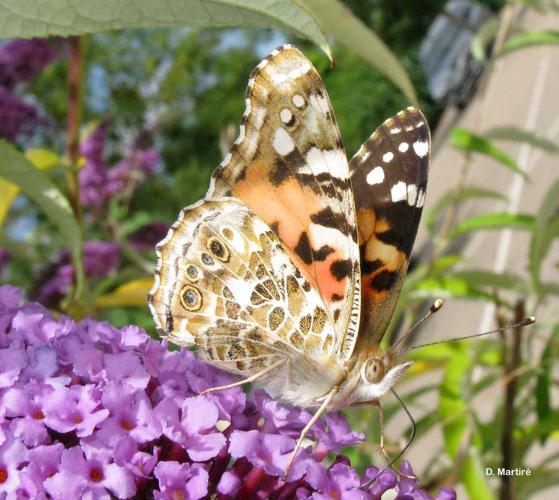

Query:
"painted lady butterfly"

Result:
[[148, 44, 430, 473]]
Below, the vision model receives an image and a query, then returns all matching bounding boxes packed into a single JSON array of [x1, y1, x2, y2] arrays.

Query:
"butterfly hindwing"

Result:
[[148, 198, 339, 377], [349, 107, 430, 350], [207, 45, 361, 361]]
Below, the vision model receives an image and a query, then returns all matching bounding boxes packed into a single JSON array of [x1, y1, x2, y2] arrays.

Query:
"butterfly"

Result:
[[148, 44, 430, 474]]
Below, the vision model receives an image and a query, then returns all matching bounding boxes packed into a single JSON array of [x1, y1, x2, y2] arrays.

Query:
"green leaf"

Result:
[[471, 18, 500, 61], [450, 269, 529, 293], [0, 0, 332, 60], [451, 128, 528, 179], [412, 276, 494, 302], [430, 255, 463, 277], [439, 344, 494, 499], [499, 30, 559, 57], [95, 278, 153, 308], [0, 141, 84, 299], [0, 147, 63, 226], [530, 178, 559, 297], [426, 186, 508, 233], [301, 0, 417, 103], [536, 342, 553, 444], [484, 126, 559, 155], [448, 213, 535, 239]]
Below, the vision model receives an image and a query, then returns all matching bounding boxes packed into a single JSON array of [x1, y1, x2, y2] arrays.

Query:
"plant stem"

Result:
[[65, 36, 84, 223], [499, 301, 524, 500]]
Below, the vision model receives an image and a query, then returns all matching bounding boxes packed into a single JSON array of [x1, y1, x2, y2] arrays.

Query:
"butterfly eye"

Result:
[[207, 237, 230, 262], [364, 358, 385, 384], [179, 285, 202, 311]]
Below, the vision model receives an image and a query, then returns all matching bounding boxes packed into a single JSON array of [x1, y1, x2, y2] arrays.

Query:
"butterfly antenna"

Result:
[[394, 316, 535, 357], [386, 299, 444, 357]]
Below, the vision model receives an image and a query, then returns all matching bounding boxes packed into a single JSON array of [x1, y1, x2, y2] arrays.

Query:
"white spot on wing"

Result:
[[306, 147, 347, 178], [416, 189, 425, 208], [398, 142, 409, 152], [273, 127, 295, 155], [243, 131, 258, 158], [366, 166, 384, 185], [266, 59, 312, 85], [391, 181, 407, 202], [221, 152, 232, 167], [236, 124, 245, 143], [407, 184, 417, 205], [383, 152, 394, 163], [413, 141, 429, 157], [390, 127, 401, 134], [252, 106, 267, 130], [292, 94, 305, 108], [280, 108, 293, 124]]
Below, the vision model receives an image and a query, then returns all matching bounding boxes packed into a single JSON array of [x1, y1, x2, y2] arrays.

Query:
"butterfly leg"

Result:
[[284, 385, 339, 479], [376, 401, 391, 463], [200, 360, 284, 395], [351, 399, 390, 463]]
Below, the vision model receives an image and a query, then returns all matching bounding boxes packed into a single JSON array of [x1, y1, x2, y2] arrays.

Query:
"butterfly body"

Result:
[[149, 45, 430, 419]]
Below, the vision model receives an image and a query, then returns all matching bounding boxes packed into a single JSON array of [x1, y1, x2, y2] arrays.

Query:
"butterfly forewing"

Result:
[[349, 107, 430, 351], [207, 45, 361, 361]]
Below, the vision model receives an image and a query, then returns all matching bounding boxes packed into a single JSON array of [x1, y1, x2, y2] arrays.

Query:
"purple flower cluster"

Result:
[[79, 123, 160, 209], [128, 222, 170, 252], [34, 240, 120, 309], [0, 39, 57, 88], [0, 286, 456, 499], [0, 39, 59, 142]]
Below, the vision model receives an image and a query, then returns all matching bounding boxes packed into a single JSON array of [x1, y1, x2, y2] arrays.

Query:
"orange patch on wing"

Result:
[[314, 254, 348, 303], [357, 208, 376, 243], [231, 160, 322, 284], [232, 160, 352, 308], [359, 212, 406, 302]]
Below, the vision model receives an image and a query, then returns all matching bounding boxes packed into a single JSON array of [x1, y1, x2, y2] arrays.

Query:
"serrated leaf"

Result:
[[301, 0, 416, 103], [0, 0, 332, 60], [530, 178, 559, 297], [448, 213, 535, 239], [95, 278, 153, 307], [451, 269, 529, 293], [484, 126, 559, 155], [426, 186, 508, 233], [451, 128, 528, 179], [499, 30, 559, 57], [0, 140, 84, 298]]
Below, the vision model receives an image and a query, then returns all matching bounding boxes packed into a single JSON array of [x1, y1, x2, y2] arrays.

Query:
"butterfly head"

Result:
[[352, 349, 414, 403]]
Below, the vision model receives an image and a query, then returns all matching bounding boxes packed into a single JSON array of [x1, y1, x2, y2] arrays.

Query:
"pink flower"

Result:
[[44, 447, 136, 499]]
